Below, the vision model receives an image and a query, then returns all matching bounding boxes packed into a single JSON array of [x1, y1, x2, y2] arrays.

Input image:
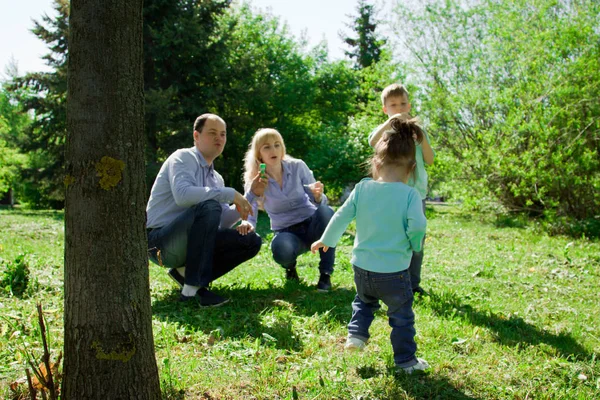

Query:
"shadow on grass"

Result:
[[151, 281, 356, 352], [351, 362, 479, 399], [493, 213, 529, 229], [392, 370, 480, 400], [424, 290, 592, 361]]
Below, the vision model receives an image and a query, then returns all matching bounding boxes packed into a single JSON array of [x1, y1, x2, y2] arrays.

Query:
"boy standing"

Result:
[[368, 84, 435, 295]]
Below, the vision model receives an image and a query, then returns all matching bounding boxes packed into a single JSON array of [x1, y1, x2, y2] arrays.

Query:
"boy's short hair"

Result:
[[381, 83, 409, 106]]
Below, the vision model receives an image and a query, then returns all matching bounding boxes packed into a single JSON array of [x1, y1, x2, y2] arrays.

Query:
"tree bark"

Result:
[[63, 1, 161, 398]]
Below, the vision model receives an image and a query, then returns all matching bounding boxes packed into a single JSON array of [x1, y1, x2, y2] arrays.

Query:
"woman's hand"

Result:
[[311, 240, 329, 253], [250, 172, 268, 197], [236, 220, 255, 236], [308, 181, 324, 203]]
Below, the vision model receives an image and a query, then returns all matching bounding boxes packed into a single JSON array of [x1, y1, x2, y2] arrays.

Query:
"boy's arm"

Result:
[[368, 113, 408, 147], [421, 132, 435, 165], [368, 122, 389, 148], [421, 139, 435, 165]]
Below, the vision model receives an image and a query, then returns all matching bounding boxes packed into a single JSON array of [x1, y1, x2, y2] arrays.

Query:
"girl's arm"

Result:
[[314, 187, 357, 250]]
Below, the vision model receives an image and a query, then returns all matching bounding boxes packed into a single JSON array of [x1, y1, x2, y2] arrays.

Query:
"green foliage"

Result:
[[4, 0, 68, 208], [391, 0, 600, 234], [306, 52, 407, 198], [6, 0, 386, 202], [0, 87, 30, 196], [0, 254, 30, 297], [143, 0, 232, 186]]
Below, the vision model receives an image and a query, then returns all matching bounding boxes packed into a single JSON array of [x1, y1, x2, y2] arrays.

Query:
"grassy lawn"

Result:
[[1, 205, 599, 399]]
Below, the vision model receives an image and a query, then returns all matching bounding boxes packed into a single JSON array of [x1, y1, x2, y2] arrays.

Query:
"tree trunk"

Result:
[[63, 1, 161, 398]]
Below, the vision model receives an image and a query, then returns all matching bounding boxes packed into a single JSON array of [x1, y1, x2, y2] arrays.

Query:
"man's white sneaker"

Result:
[[344, 336, 366, 351], [398, 358, 430, 374]]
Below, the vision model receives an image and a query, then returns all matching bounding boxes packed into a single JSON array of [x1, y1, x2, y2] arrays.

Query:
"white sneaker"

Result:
[[344, 336, 366, 351], [398, 358, 430, 374]]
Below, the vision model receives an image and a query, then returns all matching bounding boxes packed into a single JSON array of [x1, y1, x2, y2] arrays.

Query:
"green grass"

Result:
[[1, 205, 599, 399]]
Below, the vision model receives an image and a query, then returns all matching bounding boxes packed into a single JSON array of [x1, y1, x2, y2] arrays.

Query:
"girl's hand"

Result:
[[236, 220, 255, 236], [308, 181, 324, 203], [250, 172, 268, 197], [311, 240, 328, 253]]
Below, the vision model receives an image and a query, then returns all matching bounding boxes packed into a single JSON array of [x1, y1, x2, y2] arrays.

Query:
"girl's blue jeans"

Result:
[[270, 204, 335, 275], [348, 265, 418, 368]]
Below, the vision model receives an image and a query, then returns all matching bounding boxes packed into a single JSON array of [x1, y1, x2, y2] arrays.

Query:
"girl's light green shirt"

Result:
[[320, 178, 426, 273]]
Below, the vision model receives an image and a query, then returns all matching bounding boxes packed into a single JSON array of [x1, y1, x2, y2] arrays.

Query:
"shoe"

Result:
[[167, 268, 184, 288], [397, 358, 430, 374], [316, 273, 331, 292], [344, 336, 366, 351], [412, 286, 428, 296], [285, 265, 299, 281], [179, 287, 229, 307]]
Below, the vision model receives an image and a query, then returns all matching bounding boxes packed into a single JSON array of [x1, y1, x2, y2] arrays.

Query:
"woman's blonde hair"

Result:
[[243, 128, 288, 186]]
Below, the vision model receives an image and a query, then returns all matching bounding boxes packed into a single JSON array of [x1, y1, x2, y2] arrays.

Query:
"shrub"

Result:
[[0, 253, 30, 297]]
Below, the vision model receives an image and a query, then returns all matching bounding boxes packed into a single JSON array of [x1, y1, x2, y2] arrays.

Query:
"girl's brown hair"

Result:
[[370, 118, 423, 177]]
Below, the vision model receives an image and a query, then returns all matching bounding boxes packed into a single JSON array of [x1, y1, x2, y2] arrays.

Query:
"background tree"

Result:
[[5, 0, 69, 208], [390, 0, 600, 235], [0, 84, 31, 204], [143, 0, 232, 186], [6, 0, 401, 206], [341, 0, 386, 69], [63, 0, 161, 397]]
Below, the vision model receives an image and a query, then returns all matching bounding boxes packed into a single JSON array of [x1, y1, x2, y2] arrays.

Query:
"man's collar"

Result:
[[192, 147, 212, 169]]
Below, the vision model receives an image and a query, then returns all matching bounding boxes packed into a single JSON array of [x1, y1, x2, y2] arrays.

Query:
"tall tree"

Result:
[[63, 0, 161, 398], [0, 85, 30, 203], [341, 0, 386, 69], [5, 0, 69, 208]]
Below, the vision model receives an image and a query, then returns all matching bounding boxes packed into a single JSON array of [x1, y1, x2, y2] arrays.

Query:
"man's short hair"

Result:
[[381, 83, 410, 106], [194, 113, 221, 132]]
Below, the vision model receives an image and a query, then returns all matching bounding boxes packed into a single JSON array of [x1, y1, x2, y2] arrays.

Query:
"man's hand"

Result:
[[234, 191, 253, 220], [308, 181, 324, 203], [250, 172, 268, 197], [236, 220, 255, 235]]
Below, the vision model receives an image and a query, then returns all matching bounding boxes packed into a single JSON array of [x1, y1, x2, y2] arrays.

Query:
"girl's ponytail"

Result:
[[371, 118, 424, 177]]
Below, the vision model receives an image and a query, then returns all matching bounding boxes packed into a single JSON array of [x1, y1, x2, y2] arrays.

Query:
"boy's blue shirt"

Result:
[[368, 124, 434, 199], [320, 178, 426, 273]]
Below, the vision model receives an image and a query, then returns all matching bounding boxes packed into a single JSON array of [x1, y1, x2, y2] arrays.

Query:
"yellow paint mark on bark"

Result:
[[64, 174, 75, 187], [95, 156, 125, 190], [91, 335, 136, 363]]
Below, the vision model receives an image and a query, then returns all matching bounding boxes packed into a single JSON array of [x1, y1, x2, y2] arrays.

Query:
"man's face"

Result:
[[193, 117, 226, 162], [383, 94, 411, 117]]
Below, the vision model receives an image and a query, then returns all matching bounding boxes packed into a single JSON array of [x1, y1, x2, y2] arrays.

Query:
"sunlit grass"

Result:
[[1, 205, 599, 399]]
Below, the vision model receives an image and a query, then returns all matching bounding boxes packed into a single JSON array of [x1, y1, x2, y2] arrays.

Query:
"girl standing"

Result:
[[311, 118, 429, 373]]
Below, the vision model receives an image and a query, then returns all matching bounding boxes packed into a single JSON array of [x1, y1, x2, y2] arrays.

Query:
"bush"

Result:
[[391, 0, 600, 233], [0, 253, 30, 297]]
